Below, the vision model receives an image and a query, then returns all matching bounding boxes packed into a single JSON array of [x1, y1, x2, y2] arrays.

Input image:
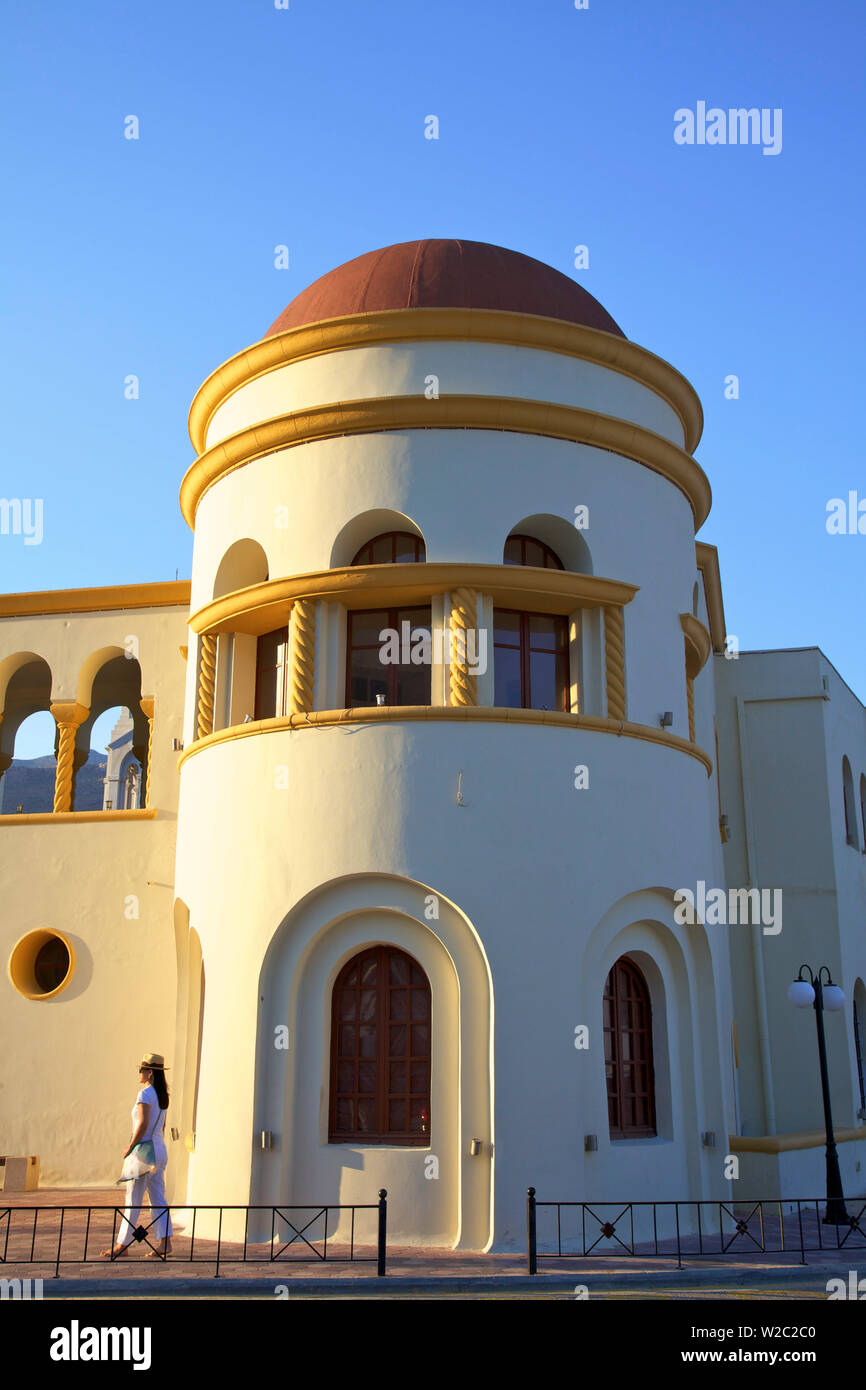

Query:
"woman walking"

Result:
[[101, 1052, 173, 1259]]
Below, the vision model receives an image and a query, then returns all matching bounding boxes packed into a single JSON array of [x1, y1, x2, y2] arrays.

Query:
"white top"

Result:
[[134, 1084, 167, 1142]]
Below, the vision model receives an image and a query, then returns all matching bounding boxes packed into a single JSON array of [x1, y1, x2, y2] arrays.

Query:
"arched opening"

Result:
[[0, 655, 54, 813], [853, 980, 866, 1120], [247, 874, 494, 1250], [604, 955, 657, 1139], [329, 944, 431, 1145], [73, 649, 151, 811], [330, 510, 426, 569], [505, 514, 592, 575], [212, 538, 269, 599], [843, 757, 859, 848], [85, 707, 139, 810]]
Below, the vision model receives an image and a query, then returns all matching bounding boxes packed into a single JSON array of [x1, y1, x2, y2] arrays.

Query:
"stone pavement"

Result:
[[2, 1187, 864, 1292]]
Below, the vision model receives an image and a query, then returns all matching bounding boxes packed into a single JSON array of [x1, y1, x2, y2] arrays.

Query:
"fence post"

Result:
[[377, 1189, 387, 1277], [527, 1187, 537, 1276]]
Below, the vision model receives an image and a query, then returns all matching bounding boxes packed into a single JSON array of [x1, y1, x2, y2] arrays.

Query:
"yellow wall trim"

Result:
[[180, 396, 712, 531], [187, 307, 704, 457], [0, 809, 158, 825], [0, 581, 191, 619], [680, 612, 712, 677], [177, 706, 713, 774], [189, 564, 639, 636], [730, 1128, 866, 1154], [696, 543, 726, 653]]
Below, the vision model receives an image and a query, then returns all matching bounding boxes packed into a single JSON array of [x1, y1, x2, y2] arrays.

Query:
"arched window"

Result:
[[503, 534, 564, 570], [329, 945, 431, 1146], [604, 957, 656, 1139], [352, 532, 426, 566], [843, 757, 859, 848], [854, 997, 866, 1115], [123, 762, 140, 809]]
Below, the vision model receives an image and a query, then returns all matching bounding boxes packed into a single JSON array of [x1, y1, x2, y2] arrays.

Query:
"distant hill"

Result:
[[0, 748, 109, 813]]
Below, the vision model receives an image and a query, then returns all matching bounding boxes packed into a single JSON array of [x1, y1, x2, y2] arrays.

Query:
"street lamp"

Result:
[[787, 964, 850, 1224]]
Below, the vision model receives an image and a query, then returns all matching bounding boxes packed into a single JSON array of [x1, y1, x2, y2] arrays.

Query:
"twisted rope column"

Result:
[[289, 599, 315, 715], [139, 697, 155, 807], [685, 662, 696, 743], [604, 606, 626, 721], [50, 702, 90, 813], [196, 635, 217, 740], [448, 588, 479, 707]]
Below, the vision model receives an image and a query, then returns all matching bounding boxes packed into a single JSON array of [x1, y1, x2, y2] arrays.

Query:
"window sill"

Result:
[[0, 809, 157, 825]]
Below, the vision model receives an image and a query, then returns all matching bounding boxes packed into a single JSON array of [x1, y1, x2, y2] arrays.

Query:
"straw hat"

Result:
[[139, 1052, 169, 1070]]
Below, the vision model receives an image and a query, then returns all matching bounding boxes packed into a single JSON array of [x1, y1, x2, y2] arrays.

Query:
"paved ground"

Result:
[[2, 1186, 864, 1298]]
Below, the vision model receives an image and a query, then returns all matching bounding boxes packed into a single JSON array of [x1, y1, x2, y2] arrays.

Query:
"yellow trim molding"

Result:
[[188, 308, 704, 458], [730, 1128, 866, 1154], [189, 564, 639, 638], [680, 613, 712, 678], [696, 543, 726, 653], [8, 927, 76, 1000], [0, 581, 191, 619], [180, 396, 712, 531], [0, 809, 158, 825], [177, 706, 713, 775]]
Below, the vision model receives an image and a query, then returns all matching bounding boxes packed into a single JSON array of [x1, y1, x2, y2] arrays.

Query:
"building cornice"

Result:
[[189, 564, 639, 636], [180, 395, 712, 531], [0, 581, 191, 619], [696, 542, 726, 653], [188, 308, 704, 458]]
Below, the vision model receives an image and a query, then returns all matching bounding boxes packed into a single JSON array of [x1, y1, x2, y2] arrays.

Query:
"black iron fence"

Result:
[[0, 1190, 388, 1278], [526, 1189, 866, 1273]]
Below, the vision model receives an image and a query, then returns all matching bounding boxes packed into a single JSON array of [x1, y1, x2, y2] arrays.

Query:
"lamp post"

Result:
[[787, 964, 849, 1225]]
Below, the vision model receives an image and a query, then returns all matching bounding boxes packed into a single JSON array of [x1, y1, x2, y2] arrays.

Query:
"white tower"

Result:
[[174, 239, 733, 1249]]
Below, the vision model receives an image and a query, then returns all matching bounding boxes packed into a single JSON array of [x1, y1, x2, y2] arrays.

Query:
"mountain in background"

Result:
[[0, 748, 109, 813]]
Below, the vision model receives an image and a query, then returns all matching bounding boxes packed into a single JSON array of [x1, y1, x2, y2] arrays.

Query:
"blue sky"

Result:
[[2, 0, 864, 756]]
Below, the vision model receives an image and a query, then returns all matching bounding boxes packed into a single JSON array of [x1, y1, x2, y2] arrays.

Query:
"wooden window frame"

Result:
[[503, 533, 564, 570], [328, 945, 432, 1146], [254, 626, 288, 721], [345, 605, 432, 708], [351, 531, 426, 566], [604, 956, 657, 1140], [493, 608, 570, 711]]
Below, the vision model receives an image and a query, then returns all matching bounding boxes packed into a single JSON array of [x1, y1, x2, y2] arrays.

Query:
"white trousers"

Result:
[[118, 1147, 173, 1246]]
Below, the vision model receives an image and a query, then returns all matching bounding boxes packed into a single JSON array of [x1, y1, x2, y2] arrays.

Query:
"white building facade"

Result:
[[2, 240, 864, 1249]]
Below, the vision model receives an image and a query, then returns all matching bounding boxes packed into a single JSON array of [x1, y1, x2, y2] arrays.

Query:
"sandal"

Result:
[[100, 1245, 129, 1259]]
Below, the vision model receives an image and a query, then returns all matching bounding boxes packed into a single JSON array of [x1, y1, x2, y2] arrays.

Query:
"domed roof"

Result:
[[264, 239, 625, 339]]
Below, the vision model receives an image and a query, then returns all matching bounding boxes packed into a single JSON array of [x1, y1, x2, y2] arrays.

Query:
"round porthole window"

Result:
[[9, 929, 75, 1000]]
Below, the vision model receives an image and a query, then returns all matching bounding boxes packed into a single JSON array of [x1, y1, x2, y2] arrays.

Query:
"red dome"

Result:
[[264, 239, 625, 339]]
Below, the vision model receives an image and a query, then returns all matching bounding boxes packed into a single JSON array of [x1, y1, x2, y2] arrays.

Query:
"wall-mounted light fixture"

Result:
[[261, 1130, 274, 1150], [659, 711, 673, 728], [584, 1134, 598, 1152], [701, 1131, 716, 1148], [469, 1138, 482, 1156], [172, 738, 183, 751]]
